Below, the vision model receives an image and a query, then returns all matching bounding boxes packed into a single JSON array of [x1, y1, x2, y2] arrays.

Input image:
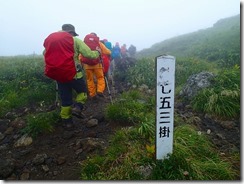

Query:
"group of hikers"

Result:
[[43, 23, 136, 128]]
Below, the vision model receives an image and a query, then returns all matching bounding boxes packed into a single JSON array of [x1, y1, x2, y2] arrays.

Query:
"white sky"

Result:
[[0, 0, 240, 56]]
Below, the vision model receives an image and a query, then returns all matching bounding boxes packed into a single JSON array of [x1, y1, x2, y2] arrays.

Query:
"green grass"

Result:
[[169, 125, 236, 180], [127, 58, 155, 89], [191, 65, 240, 119], [80, 127, 148, 180], [175, 57, 217, 88], [21, 110, 60, 137], [125, 57, 217, 95], [80, 90, 238, 180], [80, 124, 237, 180], [105, 90, 154, 125], [0, 56, 55, 117]]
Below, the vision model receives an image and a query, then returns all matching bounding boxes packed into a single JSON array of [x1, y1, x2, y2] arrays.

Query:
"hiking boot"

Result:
[[62, 118, 74, 129], [72, 106, 85, 118], [90, 95, 98, 102], [97, 92, 105, 98]]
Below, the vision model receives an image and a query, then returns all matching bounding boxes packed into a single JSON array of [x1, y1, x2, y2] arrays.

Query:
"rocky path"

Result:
[[0, 91, 121, 180]]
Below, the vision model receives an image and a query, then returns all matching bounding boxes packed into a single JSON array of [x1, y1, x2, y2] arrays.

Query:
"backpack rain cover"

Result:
[[43, 32, 76, 83], [82, 34, 101, 65]]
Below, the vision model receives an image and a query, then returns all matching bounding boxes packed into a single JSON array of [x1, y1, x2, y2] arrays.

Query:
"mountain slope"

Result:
[[137, 14, 240, 61]]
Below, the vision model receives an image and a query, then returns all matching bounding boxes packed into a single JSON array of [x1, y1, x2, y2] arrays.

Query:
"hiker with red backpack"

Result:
[[43, 24, 100, 128], [79, 33, 111, 100], [101, 39, 112, 76], [101, 51, 110, 76]]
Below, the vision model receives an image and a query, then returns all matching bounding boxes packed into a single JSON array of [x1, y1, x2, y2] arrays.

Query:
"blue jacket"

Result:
[[111, 45, 121, 59], [104, 41, 112, 51]]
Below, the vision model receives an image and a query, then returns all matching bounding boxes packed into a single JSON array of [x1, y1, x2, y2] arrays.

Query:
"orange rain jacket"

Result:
[[79, 42, 111, 97]]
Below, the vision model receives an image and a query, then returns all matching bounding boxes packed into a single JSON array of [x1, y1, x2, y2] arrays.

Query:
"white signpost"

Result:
[[156, 55, 176, 160]]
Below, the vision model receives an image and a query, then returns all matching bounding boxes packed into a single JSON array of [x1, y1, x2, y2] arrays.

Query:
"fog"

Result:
[[0, 0, 240, 56]]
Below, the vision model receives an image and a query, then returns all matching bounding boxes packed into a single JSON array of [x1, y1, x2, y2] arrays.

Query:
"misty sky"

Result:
[[0, 0, 240, 56]]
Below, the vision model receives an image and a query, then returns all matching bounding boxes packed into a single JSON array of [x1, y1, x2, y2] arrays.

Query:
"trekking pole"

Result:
[[100, 55, 113, 104], [109, 59, 115, 96], [104, 75, 113, 104], [55, 81, 59, 107]]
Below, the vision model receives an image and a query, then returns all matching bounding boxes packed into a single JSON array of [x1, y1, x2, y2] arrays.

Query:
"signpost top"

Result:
[[156, 55, 175, 60]]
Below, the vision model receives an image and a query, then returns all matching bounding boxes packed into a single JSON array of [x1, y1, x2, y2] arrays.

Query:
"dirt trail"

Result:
[[0, 86, 124, 180]]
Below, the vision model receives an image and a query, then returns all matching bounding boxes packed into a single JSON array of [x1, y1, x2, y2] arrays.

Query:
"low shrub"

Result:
[[192, 65, 240, 119]]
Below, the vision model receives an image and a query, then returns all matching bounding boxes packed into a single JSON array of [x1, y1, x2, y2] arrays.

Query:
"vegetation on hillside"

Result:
[[137, 14, 240, 67], [192, 65, 240, 119], [0, 56, 55, 118]]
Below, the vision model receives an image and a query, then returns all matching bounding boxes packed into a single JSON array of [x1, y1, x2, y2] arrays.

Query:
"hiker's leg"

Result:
[[60, 106, 72, 120], [72, 77, 87, 109], [58, 82, 73, 120], [108, 59, 114, 84], [85, 69, 96, 97], [94, 68, 105, 93], [110, 59, 114, 74]]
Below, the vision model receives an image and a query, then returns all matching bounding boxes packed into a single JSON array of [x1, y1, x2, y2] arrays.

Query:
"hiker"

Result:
[[120, 44, 127, 58], [110, 42, 121, 77], [103, 39, 112, 52], [80, 33, 111, 100], [111, 42, 121, 61], [102, 39, 112, 77], [101, 50, 111, 77], [128, 44, 136, 57], [43, 24, 100, 128]]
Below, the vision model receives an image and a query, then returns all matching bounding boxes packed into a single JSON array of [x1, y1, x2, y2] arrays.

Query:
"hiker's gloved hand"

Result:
[[76, 64, 82, 72]]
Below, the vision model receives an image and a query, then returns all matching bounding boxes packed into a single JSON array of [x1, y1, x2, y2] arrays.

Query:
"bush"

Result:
[[105, 90, 154, 125], [191, 66, 240, 118], [22, 110, 59, 137], [175, 57, 217, 88], [127, 58, 155, 89], [191, 65, 240, 119]]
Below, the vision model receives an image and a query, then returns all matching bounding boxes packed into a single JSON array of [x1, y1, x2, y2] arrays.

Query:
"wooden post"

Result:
[[155, 55, 176, 160]]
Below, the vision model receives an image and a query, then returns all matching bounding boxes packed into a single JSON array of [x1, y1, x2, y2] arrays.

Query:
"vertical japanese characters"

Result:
[[156, 56, 175, 160]]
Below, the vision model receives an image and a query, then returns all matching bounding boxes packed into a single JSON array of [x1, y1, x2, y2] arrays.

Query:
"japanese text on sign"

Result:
[[156, 55, 175, 160]]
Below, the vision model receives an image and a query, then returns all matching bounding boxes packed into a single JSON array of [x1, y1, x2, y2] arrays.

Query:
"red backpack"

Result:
[[43, 31, 76, 83], [82, 34, 101, 65], [102, 54, 110, 74]]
